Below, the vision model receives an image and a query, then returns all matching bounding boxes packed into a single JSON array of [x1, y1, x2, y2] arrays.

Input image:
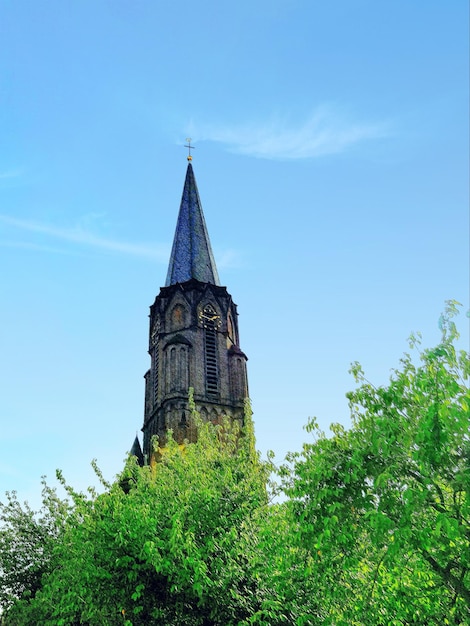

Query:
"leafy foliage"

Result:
[[281, 301, 470, 624], [0, 479, 69, 616], [2, 400, 271, 625]]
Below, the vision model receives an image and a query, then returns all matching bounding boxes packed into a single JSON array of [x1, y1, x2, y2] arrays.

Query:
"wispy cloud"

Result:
[[0, 169, 22, 180], [214, 248, 245, 270], [0, 215, 169, 260], [189, 106, 389, 160], [0, 459, 21, 478], [0, 240, 89, 256]]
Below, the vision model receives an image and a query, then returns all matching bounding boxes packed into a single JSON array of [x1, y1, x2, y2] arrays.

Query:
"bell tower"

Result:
[[140, 157, 249, 461]]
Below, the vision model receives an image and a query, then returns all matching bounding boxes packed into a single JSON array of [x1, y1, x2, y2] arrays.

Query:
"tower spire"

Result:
[[165, 162, 220, 286]]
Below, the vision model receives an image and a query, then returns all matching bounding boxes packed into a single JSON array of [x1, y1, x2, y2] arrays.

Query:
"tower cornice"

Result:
[[155, 278, 233, 303]]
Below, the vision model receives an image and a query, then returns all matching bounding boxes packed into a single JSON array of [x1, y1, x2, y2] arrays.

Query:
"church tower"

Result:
[[140, 156, 249, 461]]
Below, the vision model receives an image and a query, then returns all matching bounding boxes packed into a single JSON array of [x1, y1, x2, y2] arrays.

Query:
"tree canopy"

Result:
[[1, 302, 468, 625], [278, 301, 470, 624]]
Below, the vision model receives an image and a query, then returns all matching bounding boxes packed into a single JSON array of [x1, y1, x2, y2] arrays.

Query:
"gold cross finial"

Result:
[[184, 138, 195, 161]]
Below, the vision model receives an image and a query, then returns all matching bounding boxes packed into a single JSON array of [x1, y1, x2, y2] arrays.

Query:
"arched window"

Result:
[[227, 313, 237, 347], [144, 370, 152, 419], [236, 357, 246, 397], [231, 356, 246, 399], [178, 346, 188, 390], [170, 347, 177, 391]]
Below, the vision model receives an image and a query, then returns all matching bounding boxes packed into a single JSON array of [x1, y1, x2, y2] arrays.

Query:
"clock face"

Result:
[[199, 305, 221, 329]]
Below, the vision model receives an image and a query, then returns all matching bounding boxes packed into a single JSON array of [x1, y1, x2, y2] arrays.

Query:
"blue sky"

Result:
[[1, 1, 468, 508]]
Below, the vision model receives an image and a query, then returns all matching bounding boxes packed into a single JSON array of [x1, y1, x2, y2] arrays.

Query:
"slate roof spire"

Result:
[[165, 162, 221, 287], [129, 435, 144, 466]]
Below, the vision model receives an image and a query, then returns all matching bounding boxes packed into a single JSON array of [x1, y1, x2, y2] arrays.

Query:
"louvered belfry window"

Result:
[[151, 318, 160, 405], [205, 319, 218, 394], [153, 343, 159, 404]]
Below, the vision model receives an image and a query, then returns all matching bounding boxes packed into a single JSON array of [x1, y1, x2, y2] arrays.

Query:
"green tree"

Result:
[[0, 479, 69, 617], [281, 301, 470, 624], [3, 399, 272, 626]]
